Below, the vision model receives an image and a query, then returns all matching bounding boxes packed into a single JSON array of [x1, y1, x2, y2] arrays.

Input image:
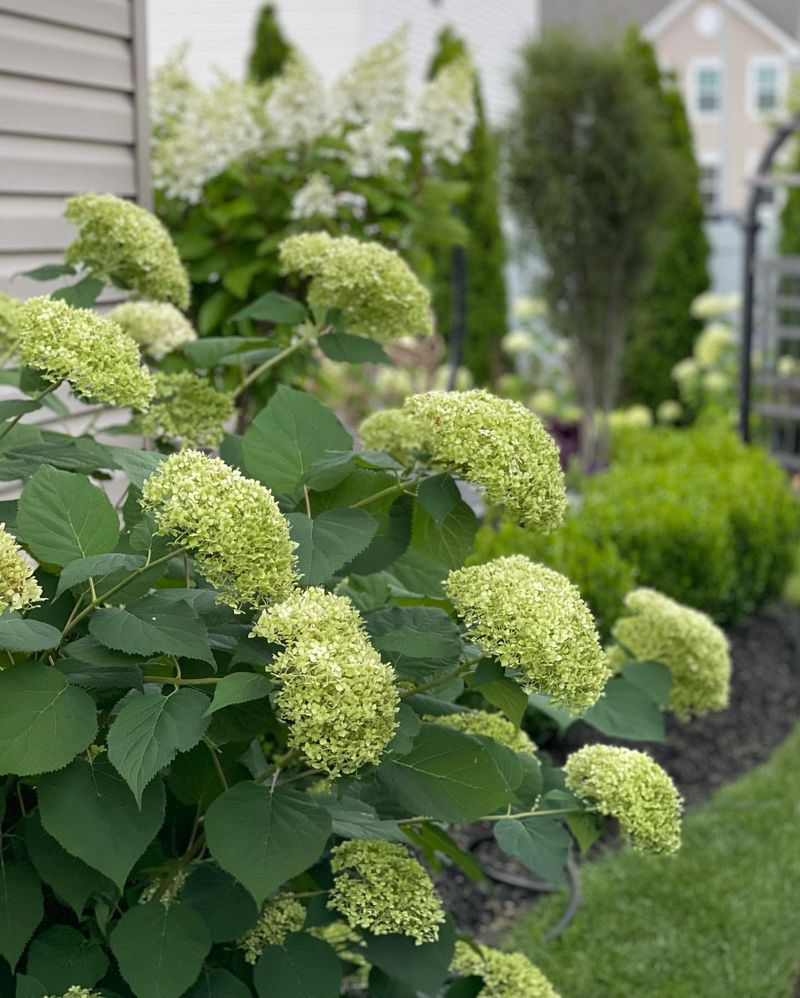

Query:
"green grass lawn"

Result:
[[506, 724, 800, 998]]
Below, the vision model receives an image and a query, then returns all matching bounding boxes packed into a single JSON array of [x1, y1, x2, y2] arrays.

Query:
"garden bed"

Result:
[[436, 601, 800, 942]]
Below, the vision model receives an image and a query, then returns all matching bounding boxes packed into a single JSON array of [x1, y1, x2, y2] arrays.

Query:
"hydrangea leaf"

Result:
[[0, 615, 61, 653], [621, 659, 673, 709], [582, 675, 665, 743], [287, 509, 378, 585], [181, 865, 259, 944], [25, 924, 108, 993], [364, 915, 456, 996], [89, 594, 215, 665], [55, 553, 147, 598], [493, 815, 571, 886], [204, 673, 272, 716], [0, 400, 41, 422], [183, 336, 268, 368], [318, 331, 391, 364], [51, 275, 104, 308], [230, 290, 307, 324], [468, 660, 528, 727], [0, 861, 43, 968], [364, 605, 462, 682], [0, 663, 96, 775], [205, 783, 332, 905], [241, 385, 352, 496], [17, 466, 119, 566], [107, 688, 211, 804], [253, 934, 341, 998], [416, 473, 461, 523], [111, 900, 211, 998], [184, 968, 252, 998], [37, 757, 166, 890]]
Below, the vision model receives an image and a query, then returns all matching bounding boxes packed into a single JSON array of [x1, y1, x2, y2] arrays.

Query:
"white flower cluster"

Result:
[[331, 28, 409, 128], [290, 173, 337, 220], [264, 51, 330, 149], [416, 55, 476, 165]]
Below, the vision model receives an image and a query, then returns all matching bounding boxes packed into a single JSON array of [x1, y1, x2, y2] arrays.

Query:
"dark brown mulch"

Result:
[[435, 602, 800, 943]]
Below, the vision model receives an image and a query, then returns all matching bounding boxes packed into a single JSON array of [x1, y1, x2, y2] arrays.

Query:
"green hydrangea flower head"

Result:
[[252, 587, 398, 774], [609, 588, 731, 719], [0, 292, 21, 353], [17, 297, 155, 409], [451, 941, 561, 998], [64, 194, 190, 308], [424, 710, 536, 754], [135, 372, 233, 449], [109, 301, 197, 358], [328, 840, 445, 945], [358, 408, 424, 460], [565, 744, 682, 855], [279, 232, 433, 341], [403, 390, 566, 530], [0, 523, 42, 613], [140, 450, 297, 610], [237, 893, 306, 965], [446, 556, 609, 710]]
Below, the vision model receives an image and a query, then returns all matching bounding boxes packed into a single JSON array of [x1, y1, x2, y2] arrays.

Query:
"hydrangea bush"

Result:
[[0, 198, 708, 998]]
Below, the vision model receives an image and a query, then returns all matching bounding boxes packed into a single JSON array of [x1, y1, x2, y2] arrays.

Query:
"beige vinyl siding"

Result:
[[0, 0, 150, 299]]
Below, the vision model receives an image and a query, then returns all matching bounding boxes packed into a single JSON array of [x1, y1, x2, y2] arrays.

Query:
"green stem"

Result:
[[204, 738, 229, 792], [350, 479, 419, 509], [143, 674, 221, 686], [0, 382, 58, 444], [238, 338, 309, 393], [398, 806, 590, 826], [399, 659, 478, 700]]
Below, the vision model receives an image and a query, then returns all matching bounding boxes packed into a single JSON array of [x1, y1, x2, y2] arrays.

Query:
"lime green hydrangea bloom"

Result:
[[565, 744, 682, 855], [64, 194, 190, 308], [135, 372, 233, 449], [237, 893, 306, 965], [0, 523, 42, 613], [358, 408, 423, 459], [610, 588, 731, 719], [0, 292, 20, 353], [17, 297, 155, 409], [279, 232, 432, 341], [403, 390, 566, 530], [446, 556, 609, 711], [328, 840, 445, 945], [424, 710, 536, 754], [252, 587, 398, 774], [451, 941, 561, 998], [110, 301, 197, 358], [141, 450, 297, 610], [138, 868, 186, 908]]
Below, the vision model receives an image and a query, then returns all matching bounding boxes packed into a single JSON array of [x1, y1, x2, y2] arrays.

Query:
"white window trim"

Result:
[[688, 57, 724, 122], [746, 55, 787, 120]]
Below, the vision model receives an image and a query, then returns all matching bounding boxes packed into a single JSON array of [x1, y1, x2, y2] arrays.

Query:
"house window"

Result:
[[695, 64, 723, 114], [699, 161, 721, 213], [751, 59, 783, 115]]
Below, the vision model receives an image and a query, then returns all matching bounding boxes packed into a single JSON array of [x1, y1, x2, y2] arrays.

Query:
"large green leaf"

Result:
[[181, 865, 258, 944], [416, 474, 461, 523], [230, 291, 307, 325], [0, 663, 96, 775], [621, 660, 672, 709], [51, 275, 104, 308], [55, 553, 148, 599], [364, 917, 456, 996], [205, 783, 331, 905], [204, 673, 272, 716], [0, 614, 61, 653], [111, 901, 211, 998], [0, 861, 43, 968], [493, 816, 571, 885], [108, 446, 164, 490], [345, 493, 414, 576], [25, 925, 108, 993], [288, 509, 378, 585], [241, 385, 352, 496], [107, 688, 210, 804], [184, 968, 251, 998], [469, 660, 528, 728], [317, 332, 390, 364], [90, 594, 214, 665], [24, 812, 115, 917], [183, 336, 268, 368], [364, 606, 462, 682], [410, 492, 478, 570], [0, 400, 41, 422], [376, 723, 516, 823], [254, 934, 341, 998], [37, 757, 165, 890], [17, 466, 119, 566], [58, 635, 145, 691], [583, 676, 665, 743]]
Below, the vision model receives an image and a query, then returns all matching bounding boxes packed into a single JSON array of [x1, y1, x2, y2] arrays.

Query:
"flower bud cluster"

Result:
[[446, 556, 609, 710], [424, 710, 536, 754], [0, 524, 42, 614], [110, 301, 197, 358], [17, 298, 155, 409], [252, 587, 398, 774], [141, 450, 297, 610], [358, 408, 423, 460], [328, 839, 445, 945], [138, 868, 187, 908], [237, 893, 306, 965], [136, 372, 233, 449], [450, 941, 561, 998], [565, 744, 683, 855]]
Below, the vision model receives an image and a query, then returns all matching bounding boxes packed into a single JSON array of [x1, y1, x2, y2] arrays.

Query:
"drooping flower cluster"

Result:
[[564, 745, 682, 855], [109, 301, 197, 358], [141, 450, 297, 610], [403, 391, 566, 530], [424, 710, 536, 754], [64, 194, 190, 308], [358, 408, 423, 460], [328, 840, 445, 945], [609, 588, 731, 719], [135, 372, 233, 449], [138, 868, 187, 908], [0, 292, 20, 353], [17, 298, 155, 409], [252, 588, 398, 774], [416, 55, 476, 165], [264, 51, 329, 149], [451, 941, 561, 998], [237, 893, 306, 965], [0, 523, 42, 613], [445, 556, 609, 711], [290, 173, 337, 220], [279, 232, 433, 341]]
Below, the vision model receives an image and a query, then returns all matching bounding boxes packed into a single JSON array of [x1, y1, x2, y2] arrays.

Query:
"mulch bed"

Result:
[[435, 602, 800, 943]]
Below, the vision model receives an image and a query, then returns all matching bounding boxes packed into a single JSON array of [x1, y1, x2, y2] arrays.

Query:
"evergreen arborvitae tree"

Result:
[[621, 27, 710, 407], [248, 4, 291, 82], [428, 28, 508, 385]]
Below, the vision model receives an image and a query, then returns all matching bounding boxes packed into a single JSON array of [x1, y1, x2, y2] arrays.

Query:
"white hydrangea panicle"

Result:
[[0, 523, 42, 613], [150, 43, 195, 143], [346, 118, 410, 178], [416, 54, 476, 165], [109, 301, 197, 359], [331, 27, 409, 128], [290, 173, 337, 220], [264, 50, 329, 149], [451, 941, 561, 998]]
